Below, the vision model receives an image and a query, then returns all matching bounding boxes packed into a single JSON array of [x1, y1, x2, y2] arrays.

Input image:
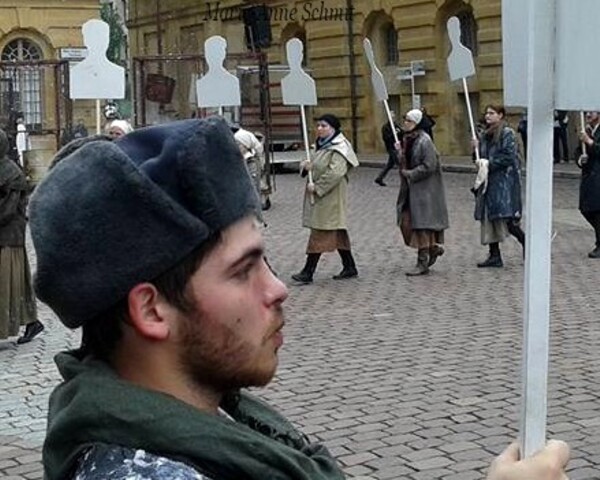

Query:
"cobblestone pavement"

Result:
[[2, 166, 599, 479]]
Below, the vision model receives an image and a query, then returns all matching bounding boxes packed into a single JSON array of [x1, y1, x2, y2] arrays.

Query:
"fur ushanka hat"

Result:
[[29, 117, 260, 329]]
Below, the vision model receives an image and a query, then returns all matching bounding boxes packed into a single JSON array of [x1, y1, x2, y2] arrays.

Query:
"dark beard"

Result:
[[177, 307, 281, 394]]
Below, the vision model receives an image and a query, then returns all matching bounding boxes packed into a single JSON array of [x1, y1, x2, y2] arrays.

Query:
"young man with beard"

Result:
[[30, 118, 568, 480]]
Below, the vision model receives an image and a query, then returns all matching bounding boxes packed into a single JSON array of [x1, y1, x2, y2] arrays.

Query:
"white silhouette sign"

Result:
[[281, 38, 317, 202], [502, 0, 530, 107], [281, 39, 317, 106], [363, 38, 399, 145], [70, 19, 125, 100], [555, 0, 600, 109], [446, 16, 479, 160], [446, 17, 476, 81], [196, 36, 241, 108], [363, 38, 389, 102], [500, 0, 600, 459], [504, 0, 600, 109]]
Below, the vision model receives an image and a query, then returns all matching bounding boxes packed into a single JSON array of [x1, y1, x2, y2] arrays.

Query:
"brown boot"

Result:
[[406, 249, 430, 276]]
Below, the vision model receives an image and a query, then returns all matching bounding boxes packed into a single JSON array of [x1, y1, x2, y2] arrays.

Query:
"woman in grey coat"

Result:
[[395, 109, 449, 276]]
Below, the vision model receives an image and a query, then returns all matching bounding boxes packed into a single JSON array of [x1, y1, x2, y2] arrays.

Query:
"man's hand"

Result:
[[471, 137, 480, 150], [579, 131, 593, 147], [306, 182, 316, 194], [487, 440, 569, 480]]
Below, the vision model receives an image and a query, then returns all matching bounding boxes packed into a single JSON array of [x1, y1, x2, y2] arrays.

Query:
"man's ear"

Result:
[[127, 283, 172, 341]]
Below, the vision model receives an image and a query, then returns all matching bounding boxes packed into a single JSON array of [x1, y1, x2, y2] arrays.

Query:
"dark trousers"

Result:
[[553, 127, 569, 162], [582, 211, 600, 245], [520, 132, 527, 160], [376, 152, 398, 181]]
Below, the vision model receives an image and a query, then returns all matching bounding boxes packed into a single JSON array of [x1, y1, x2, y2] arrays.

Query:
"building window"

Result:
[[1, 39, 43, 129], [457, 11, 478, 57], [385, 25, 398, 65]]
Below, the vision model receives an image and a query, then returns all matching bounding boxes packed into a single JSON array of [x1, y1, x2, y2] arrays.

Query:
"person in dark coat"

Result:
[[419, 107, 436, 141], [553, 110, 569, 163], [0, 128, 43, 343], [395, 109, 449, 276], [374, 111, 402, 186], [577, 111, 600, 258], [471, 105, 525, 267]]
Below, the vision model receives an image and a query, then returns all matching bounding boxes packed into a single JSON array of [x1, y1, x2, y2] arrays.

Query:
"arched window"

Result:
[[456, 11, 478, 57], [385, 24, 398, 65], [1, 38, 43, 129]]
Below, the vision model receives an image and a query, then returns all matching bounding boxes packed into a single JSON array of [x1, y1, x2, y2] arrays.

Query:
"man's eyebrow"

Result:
[[226, 246, 265, 271]]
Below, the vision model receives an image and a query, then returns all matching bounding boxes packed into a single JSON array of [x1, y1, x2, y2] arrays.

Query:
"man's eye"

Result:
[[234, 263, 253, 280]]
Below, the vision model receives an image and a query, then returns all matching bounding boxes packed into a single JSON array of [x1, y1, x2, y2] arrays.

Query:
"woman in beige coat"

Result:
[[292, 114, 359, 284]]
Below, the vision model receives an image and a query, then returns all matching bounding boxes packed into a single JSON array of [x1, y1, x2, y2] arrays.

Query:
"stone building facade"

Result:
[[127, 0, 507, 156], [0, 1, 100, 145]]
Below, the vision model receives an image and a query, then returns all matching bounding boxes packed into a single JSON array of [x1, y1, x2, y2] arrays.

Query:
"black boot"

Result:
[[17, 320, 45, 344], [333, 250, 358, 279], [406, 249, 430, 276], [508, 221, 525, 259], [589, 244, 600, 258], [477, 242, 503, 268], [428, 245, 445, 267], [291, 253, 321, 284]]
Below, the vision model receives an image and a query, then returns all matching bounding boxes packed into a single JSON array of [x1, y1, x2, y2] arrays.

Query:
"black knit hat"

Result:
[[317, 114, 341, 132], [29, 117, 260, 328]]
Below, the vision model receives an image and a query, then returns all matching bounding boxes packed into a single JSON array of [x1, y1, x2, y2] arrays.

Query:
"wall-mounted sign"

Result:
[[60, 47, 87, 60]]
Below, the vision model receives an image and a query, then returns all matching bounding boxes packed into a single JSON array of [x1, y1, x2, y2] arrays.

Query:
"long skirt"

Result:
[[0, 246, 37, 340], [400, 209, 444, 249], [306, 229, 351, 254]]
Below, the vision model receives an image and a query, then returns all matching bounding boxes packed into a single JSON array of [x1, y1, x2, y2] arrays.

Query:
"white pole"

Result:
[[580, 111, 587, 156], [462, 78, 480, 161], [96, 99, 101, 135], [383, 100, 399, 144], [520, 0, 555, 458], [410, 73, 416, 109], [300, 105, 314, 204]]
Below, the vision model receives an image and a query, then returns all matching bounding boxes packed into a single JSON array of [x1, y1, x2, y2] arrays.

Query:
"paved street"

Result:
[[2, 165, 599, 480]]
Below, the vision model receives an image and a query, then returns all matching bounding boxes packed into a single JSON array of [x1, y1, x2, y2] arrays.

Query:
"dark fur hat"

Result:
[[29, 117, 260, 328]]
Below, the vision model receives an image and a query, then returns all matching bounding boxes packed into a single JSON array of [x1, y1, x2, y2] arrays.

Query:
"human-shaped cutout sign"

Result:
[[447, 17, 475, 81], [70, 19, 125, 99], [363, 38, 389, 102], [363, 38, 399, 147], [504, 0, 600, 110], [446, 16, 479, 159], [281, 39, 317, 106], [196, 36, 241, 108]]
